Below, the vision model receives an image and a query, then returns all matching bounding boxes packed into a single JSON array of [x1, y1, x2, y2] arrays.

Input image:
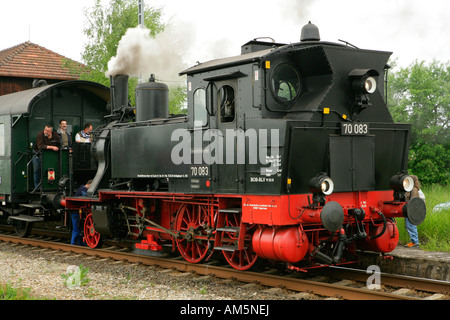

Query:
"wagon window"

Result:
[[193, 88, 207, 127]]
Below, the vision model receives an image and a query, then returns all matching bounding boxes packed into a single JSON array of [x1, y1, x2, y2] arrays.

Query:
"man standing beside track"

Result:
[[404, 175, 425, 248], [70, 180, 93, 246]]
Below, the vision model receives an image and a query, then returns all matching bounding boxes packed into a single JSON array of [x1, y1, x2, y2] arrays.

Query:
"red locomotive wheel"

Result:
[[223, 247, 259, 271], [221, 214, 259, 271], [84, 213, 101, 248], [175, 204, 210, 264]]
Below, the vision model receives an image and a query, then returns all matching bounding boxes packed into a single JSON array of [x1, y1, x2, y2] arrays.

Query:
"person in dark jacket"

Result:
[[404, 175, 425, 248], [32, 125, 60, 188], [75, 180, 93, 197], [71, 180, 93, 246]]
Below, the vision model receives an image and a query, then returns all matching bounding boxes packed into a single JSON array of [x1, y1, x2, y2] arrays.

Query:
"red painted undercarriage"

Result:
[[64, 190, 405, 271]]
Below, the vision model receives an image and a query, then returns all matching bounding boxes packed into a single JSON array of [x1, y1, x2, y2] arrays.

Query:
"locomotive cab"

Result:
[[179, 23, 398, 196], [177, 22, 425, 266]]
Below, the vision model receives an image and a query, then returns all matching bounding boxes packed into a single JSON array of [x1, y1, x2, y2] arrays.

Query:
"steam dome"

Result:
[[301, 21, 320, 41]]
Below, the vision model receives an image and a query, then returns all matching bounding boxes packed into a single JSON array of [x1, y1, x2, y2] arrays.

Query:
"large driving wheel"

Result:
[[83, 213, 102, 248], [175, 203, 210, 263], [221, 213, 259, 271]]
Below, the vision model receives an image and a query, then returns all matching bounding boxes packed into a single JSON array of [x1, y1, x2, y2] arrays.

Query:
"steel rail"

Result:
[[319, 266, 450, 294], [0, 234, 420, 300]]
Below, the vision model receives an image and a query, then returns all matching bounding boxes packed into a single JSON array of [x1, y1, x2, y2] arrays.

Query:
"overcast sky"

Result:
[[0, 0, 448, 73]]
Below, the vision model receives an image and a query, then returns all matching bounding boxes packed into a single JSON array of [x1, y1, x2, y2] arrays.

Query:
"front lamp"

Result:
[[349, 69, 380, 116], [390, 173, 414, 192], [349, 69, 379, 95], [363, 76, 377, 94], [309, 174, 334, 196], [390, 172, 414, 201], [402, 176, 414, 192]]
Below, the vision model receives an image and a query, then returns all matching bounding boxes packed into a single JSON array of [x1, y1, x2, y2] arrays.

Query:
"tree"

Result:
[[388, 60, 449, 184], [388, 60, 449, 145], [79, 0, 187, 113], [169, 86, 188, 115], [81, 0, 163, 86], [409, 142, 449, 185]]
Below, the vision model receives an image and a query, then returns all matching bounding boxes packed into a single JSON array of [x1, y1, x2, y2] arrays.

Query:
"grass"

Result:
[[0, 282, 38, 300], [397, 184, 450, 251]]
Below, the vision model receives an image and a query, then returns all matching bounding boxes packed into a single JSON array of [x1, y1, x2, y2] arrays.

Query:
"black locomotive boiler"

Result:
[[60, 22, 425, 270]]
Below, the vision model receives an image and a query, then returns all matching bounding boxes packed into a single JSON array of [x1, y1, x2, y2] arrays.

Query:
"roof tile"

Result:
[[0, 42, 87, 80]]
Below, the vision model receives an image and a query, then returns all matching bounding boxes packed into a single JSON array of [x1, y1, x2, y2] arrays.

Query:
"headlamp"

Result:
[[349, 69, 379, 95], [320, 178, 334, 195], [402, 176, 414, 192], [364, 76, 377, 94], [309, 174, 334, 196], [390, 173, 414, 192]]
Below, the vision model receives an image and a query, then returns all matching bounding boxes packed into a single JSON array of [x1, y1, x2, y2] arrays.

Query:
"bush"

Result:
[[408, 142, 450, 185]]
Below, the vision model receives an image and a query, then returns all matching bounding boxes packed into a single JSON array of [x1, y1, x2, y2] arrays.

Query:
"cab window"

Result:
[[193, 88, 207, 127], [218, 85, 235, 123]]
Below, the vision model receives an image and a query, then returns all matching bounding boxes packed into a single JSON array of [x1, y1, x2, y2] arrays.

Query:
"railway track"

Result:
[[0, 230, 448, 300]]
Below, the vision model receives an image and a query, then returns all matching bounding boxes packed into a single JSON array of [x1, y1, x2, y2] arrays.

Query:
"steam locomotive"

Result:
[[1, 22, 426, 271]]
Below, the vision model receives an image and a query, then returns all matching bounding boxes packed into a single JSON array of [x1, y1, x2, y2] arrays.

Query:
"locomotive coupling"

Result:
[[310, 228, 347, 265]]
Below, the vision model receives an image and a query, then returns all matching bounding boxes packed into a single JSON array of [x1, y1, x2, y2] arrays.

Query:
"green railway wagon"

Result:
[[0, 81, 110, 236]]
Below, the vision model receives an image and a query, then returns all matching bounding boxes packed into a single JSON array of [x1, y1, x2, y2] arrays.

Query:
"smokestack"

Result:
[[110, 74, 129, 114]]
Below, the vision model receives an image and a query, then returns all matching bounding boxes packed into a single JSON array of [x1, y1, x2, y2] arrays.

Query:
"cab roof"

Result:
[[179, 40, 352, 76]]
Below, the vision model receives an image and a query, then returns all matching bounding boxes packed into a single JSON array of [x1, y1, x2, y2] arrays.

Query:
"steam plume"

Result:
[[105, 24, 190, 82]]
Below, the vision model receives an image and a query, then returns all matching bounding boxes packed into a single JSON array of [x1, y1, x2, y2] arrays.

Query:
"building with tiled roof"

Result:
[[0, 42, 87, 95]]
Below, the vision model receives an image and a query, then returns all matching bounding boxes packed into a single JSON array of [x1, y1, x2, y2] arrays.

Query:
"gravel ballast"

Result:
[[0, 242, 292, 300]]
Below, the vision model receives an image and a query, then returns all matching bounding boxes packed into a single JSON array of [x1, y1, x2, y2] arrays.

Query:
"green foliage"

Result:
[[169, 85, 188, 115], [199, 285, 208, 294], [77, 0, 186, 114], [388, 60, 449, 145], [409, 142, 450, 185], [388, 60, 449, 184], [82, 0, 164, 83], [0, 282, 36, 300]]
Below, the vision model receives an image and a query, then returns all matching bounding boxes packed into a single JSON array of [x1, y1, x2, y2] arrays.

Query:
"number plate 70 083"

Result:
[[341, 122, 369, 135]]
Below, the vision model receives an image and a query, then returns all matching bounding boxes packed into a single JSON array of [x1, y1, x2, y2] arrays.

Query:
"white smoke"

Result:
[[105, 23, 191, 83], [105, 1, 313, 82]]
